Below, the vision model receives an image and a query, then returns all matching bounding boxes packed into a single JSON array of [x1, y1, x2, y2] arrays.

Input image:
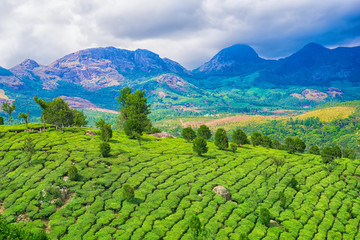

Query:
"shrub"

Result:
[[321, 147, 336, 164], [232, 129, 249, 146], [99, 142, 111, 157], [0, 116, 3, 125], [333, 145, 342, 158], [123, 184, 134, 201], [189, 215, 203, 238], [192, 137, 208, 156], [0, 217, 48, 239], [23, 136, 35, 158], [251, 132, 262, 146], [182, 127, 196, 142], [239, 233, 249, 240], [294, 138, 306, 153], [124, 119, 142, 139], [230, 143, 238, 153], [259, 207, 270, 226], [215, 128, 228, 150], [309, 145, 320, 155], [68, 166, 79, 181], [197, 125, 212, 140], [289, 177, 298, 191], [149, 127, 161, 134], [272, 139, 282, 150], [96, 118, 113, 142], [285, 137, 296, 154]]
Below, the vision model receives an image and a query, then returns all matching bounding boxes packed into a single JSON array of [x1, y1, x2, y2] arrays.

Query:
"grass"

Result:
[[0, 125, 359, 239]]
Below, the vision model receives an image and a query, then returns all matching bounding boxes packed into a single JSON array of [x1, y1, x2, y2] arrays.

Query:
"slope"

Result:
[[0, 126, 359, 239]]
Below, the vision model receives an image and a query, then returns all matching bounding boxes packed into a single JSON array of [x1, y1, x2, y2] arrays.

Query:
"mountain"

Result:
[[194, 44, 273, 75]]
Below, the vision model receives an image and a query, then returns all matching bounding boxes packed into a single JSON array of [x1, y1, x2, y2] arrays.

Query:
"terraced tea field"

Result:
[[0, 126, 360, 239]]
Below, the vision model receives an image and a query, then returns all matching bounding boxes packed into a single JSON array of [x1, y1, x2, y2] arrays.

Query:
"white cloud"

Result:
[[0, 0, 359, 69]]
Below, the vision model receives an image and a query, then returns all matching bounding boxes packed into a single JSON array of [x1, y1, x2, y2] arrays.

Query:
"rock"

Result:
[[149, 131, 175, 138], [212, 186, 231, 200], [63, 176, 69, 182], [86, 130, 96, 136], [270, 220, 282, 227]]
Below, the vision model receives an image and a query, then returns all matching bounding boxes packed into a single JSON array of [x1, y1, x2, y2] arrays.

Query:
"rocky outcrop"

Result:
[[86, 130, 96, 137], [212, 186, 231, 200]]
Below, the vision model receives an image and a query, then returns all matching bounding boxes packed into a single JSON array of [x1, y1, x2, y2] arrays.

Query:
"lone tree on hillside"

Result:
[[261, 170, 270, 199], [324, 162, 337, 186], [197, 125, 212, 140], [96, 118, 113, 142], [189, 215, 205, 238], [18, 112, 29, 131], [193, 137, 208, 156], [99, 142, 111, 157], [272, 156, 285, 187], [68, 165, 79, 181], [232, 129, 249, 146], [251, 132, 262, 146], [215, 128, 228, 150], [2, 102, 15, 125], [117, 87, 151, 139], [259, 207, 271, 226], [182, 127, 196, 142]]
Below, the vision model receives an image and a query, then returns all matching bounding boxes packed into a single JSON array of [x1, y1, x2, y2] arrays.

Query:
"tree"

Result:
[[71, 109, 88, 127], [321, 147, 336, 164], [272, 156, 285, 187], [117, 87, 151, 137], [272, 139, 282, 150], [324, 162, 336, 186], [2, 102, 15, 125], [189, 215, 204, 238], [262, 170, 270, 199], [182, 127, 196, 142], [123, 184, 134, 201], [251, 132, 262, 146], [34, 96, 48, 130], [193, 137, 208, 156], [333, 145, 342, 159], [239, 233, 250, 240], [289, 177, 298, 191], [215, 128, 228, 150], [343, 148, 356, 160], [259, 207, 270, 226], [294, 138, 306, 153], [18, 112, 29, 131], [309, 145, 320, 155], [232, 129, 249, 146], [285, 137, 296, 154], [68, 166, 79, 181], [261, 135, 272, 148], [0, 116, 3, 125], [124, 119, 142, 140], [99, 142, 111, 157], [230, 143, 238, 153], [96, 118, 112, 142], [197, 125, 212, 140], [23, 136, 35, 160]]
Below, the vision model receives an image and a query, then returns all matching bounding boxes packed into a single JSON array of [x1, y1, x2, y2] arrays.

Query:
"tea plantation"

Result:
[[0, 125, 360, 239]]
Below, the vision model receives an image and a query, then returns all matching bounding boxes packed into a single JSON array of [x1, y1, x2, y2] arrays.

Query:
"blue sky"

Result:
[[1, 0, 360, 69]]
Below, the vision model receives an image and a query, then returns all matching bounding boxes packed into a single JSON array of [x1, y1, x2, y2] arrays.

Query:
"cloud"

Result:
[[0, 0, 360, 69]]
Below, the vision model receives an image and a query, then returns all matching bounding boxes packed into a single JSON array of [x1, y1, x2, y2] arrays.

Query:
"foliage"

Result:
[[68, 165, 79, 181], [34, 97, 87, 129], [279, 191, 286, 208], [272, 156, 285, 187], [18, 112, 29, 130], [99, 142, 111, 157], [0, 217, 48, 240], [309, 145, 320, 155], [289, 177, 298, 191], [259, 207, 270, 226], [321, 147, 336, 164], [2, 102, 15, 124], [214, 128, 228, 150], [182, 127, 196, 142], [230, 143, 237, 153], [23, 136, 35, 159], [118, 87, 151, 137], [0, 116, 3, 125], [232, 128, 249, 145], [96, 118, 113, 142], [285, 137, 296, 154], [333, 145, 342, 158], [197, 125, 212, 140], [294, 138, 306, 153], [343, 148, 356, 160], [189, 215, 203, 238], [192, 137, 208, 156], [239, 233, 250, 240], [123, 184, 134, 201], [261, 135, 272, 148], [251, 132, 262, 146], [124, 119, 142, 140], [272, 139, 282, 150]]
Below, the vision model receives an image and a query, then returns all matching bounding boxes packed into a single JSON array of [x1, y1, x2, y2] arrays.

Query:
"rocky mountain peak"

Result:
[[16, 59, 40, 70]]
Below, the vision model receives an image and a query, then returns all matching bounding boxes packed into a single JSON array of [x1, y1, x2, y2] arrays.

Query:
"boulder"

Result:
[[149, 131, 175, 138], [86, 130, 96, 137], [212, 186, 231, 200]]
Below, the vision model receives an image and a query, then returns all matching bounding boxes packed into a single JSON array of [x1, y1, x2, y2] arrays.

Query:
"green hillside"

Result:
[[1, 125, 360, 239]]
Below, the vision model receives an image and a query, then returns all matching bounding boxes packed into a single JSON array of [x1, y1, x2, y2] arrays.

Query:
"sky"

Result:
[[1, 0, 360, 70]]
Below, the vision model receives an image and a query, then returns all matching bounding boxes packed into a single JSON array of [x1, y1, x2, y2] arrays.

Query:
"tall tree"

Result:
[[96, 118, 112, 142], [117, 87, 151, 138], [182, 127, 196, 142], [193, 137, 208, 156], [232, 129, 249, 146], [324, 162, 336, 186], [272, 156, 285, 187], [18, 113, 29, 131], [215, 128, 228, 150], [261, 170, 270, 199], [197, 125, 212, 140], [34, 96, 48, 130], [251, 132, 262, 146], [2, 102, 15, 125]]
